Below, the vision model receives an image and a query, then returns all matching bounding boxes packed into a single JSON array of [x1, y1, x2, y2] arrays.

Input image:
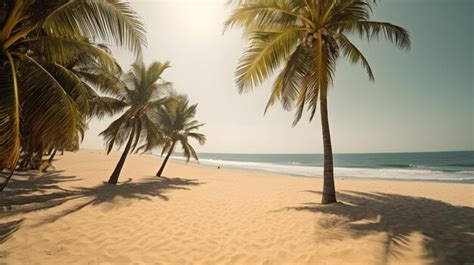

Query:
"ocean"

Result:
[[162, 151, 474, 183]]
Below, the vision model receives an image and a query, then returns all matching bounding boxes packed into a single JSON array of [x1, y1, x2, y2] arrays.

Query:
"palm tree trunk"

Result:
[[19, 151, 31, 170], [48, 149, 57, 164], [320, 97, 337, 204], [0, 157, 19, 192], [156, 141, 176, 177], [0, 169, 15, 192], [108, 127, 135, 184], [32, 144, 44, 170]]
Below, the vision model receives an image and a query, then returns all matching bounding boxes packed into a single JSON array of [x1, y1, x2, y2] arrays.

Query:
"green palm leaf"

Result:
[[336, 32, 374, 81], [236, 29, 300, 92], [16, 53, 84, 151], [44, 0, 147, 55], [0, 53, 21, 170], [23, 36, 119, 72], [339, 20, 411, 50]]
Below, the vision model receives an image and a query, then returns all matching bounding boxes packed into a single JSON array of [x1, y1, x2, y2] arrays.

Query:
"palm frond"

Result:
[[45, 63, 90, 113], [147, 96, 175, 110], [87, 92, 128, 118], [266, 45, 311, 112], [0, 53, 21, 170], [326, 0, 372, 26], [0, 0, 24, 41], [225, 1, 311, 32], [44, 0, 147, 55], [236, 28, 299, 92], [337, 32, 374, 81], [135, 114, 163, 153], [15, 53, 84, 152], [74, 65, 127, 98], [303, 36, 337, 124], [184, 121, 205, 132], [21, 36, 118, 71], [181, 139, 198, 162], [130, 117, 142, 152], [146, 61, 171, 86], [186, 132, 206, 145], [100, 109, 134, 153], [149, 82, 174, 102], [340, 20, 411, 50]]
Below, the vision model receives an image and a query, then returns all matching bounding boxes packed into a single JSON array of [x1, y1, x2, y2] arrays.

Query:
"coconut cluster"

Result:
[[302, 28, 329, 48]]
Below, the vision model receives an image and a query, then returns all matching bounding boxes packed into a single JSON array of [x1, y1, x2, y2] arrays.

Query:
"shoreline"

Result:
[[162, 156, 474, 185]]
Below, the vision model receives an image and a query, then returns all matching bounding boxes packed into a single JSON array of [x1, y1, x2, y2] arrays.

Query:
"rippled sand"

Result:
[[1, 150, 473, 265]]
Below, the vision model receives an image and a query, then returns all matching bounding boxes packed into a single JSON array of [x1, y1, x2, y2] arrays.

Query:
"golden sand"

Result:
[[1, 150, 473, 265]]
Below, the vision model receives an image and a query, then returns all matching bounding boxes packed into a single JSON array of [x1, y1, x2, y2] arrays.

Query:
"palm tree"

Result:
[[225, 0, 410, 203], [101, 61, 174, 184], [152, 96, 206, 177], [16, 44, 127, 172], [0, 0, 146, 189]]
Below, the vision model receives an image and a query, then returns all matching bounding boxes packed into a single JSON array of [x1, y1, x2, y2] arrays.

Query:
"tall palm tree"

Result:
[[152, 96, 206, 177], [0, 0, 146, 189], [225, 0, 410, 203], [101, 61, 174, 184]]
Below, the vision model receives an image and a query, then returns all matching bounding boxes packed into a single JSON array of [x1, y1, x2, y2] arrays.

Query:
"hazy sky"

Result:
[[81, 0, 473, 154]]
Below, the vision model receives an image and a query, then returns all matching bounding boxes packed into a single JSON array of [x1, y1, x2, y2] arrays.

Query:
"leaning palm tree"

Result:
[[101, 61, 174, 184], [225, 0, 410, 203], [0, 0, 146, 189], [152, 96, 206, 177]]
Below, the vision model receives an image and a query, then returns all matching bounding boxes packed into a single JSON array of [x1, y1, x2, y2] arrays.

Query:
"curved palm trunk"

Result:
[[156, 141, 176, 177], [320, 97, 337, 204], [108, 127, 135, 184]]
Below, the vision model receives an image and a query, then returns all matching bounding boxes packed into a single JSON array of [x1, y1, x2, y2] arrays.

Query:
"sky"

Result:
[[81, 0, 473, 154]]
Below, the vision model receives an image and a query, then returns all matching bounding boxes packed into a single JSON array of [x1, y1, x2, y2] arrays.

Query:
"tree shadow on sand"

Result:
[[0, 172, 202, 242], [0, 219, 24, 245], [284, 191, 474, 265], [0, 171, 81, 210], [0, 171, 81, 195], [34, 176, 202, 226]]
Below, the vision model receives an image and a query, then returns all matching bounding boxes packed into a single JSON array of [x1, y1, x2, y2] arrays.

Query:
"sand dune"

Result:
[[1, 150, 473, 265]]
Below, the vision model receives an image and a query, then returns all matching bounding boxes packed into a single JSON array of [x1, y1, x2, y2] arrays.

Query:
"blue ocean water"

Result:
[[164, 151, 474, 183]]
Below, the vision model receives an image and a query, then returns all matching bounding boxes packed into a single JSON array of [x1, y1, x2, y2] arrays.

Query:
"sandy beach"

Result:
[[1, 150, 473, 265]]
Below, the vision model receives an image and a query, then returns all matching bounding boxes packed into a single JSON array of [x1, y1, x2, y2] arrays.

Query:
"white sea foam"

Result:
[[161, 155, 474, 182]]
